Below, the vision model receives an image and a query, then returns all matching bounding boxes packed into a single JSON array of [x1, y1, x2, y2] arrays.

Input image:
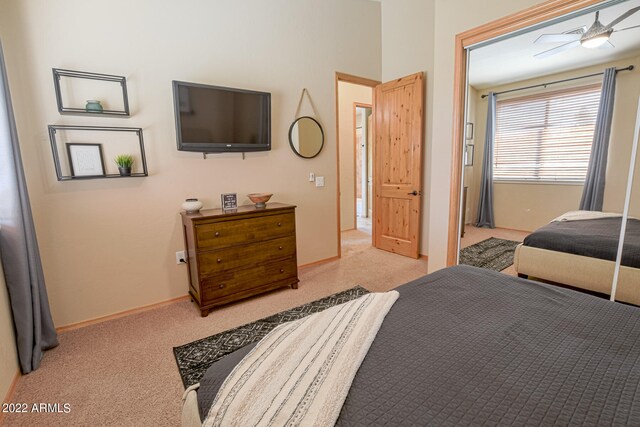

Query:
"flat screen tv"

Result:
[[173, 81, 271, 153]]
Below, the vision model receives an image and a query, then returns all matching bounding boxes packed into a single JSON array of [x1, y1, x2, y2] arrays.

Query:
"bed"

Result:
[[513, 211, 640, 305], [182, 265, 640, 426]]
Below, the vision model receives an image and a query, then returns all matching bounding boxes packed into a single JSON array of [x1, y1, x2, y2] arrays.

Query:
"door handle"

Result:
[[408, 190, 422, 196]]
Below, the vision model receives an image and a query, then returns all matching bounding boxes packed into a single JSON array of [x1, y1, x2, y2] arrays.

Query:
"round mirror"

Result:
[[288, 116, 324, 159]]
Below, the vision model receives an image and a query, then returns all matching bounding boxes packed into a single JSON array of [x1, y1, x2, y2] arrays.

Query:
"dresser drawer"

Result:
[[198, 236, 296, 277], [201, 258, 298, 301], [195, 212, 295, 250]]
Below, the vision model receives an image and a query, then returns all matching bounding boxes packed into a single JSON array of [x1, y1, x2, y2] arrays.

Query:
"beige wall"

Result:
[[0, 0, 381, 326], [0, 262, 19, 404], [338, 82, 372, 231], [427, 0, 553, 271], [381, 0, 435, 256], [381, 0, 541, 270], [469, 55, 640, 231]]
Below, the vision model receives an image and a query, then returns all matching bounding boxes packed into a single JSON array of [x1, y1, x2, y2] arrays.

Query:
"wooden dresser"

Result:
[[181, 203, 298, 316]]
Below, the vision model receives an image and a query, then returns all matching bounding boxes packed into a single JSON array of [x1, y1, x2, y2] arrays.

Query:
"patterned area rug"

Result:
[[459, 237, 521, 272], [173, 286, 370, 388]]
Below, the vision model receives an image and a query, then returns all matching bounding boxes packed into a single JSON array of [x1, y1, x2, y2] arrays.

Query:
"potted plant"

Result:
[[115, 154, 134, 176]]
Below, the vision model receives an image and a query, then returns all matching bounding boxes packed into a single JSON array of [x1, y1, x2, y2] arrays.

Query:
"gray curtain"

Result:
[[579, 67, 617, 211], [475, 92, 496, 228], [0, 42, 58, 373]]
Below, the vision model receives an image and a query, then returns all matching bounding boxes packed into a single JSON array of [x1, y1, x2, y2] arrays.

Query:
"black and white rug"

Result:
[[173, 286, 370, 388], [459, 237, 521, 272]]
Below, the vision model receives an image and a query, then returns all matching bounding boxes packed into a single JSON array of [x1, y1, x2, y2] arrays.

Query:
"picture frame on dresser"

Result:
[[221, 193, 238, 211]]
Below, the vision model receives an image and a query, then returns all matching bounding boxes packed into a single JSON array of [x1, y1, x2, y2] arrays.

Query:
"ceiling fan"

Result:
[[534, 6, 640, 58]]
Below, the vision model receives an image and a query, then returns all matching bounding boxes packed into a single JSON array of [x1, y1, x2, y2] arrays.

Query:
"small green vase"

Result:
[[86, 100, 103, 113]]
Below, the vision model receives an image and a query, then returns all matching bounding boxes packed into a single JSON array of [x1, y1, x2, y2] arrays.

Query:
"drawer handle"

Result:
[[217, 258, 222, 263], [277, 222, 282, 227], [278, 246, 283, 250], [279, 268, 285, 273], [219, 284, 225, 289], [214, 232, 220, 237]]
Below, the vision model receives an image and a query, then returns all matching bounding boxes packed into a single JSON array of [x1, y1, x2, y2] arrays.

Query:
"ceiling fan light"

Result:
[[581, 33, 610, 48]]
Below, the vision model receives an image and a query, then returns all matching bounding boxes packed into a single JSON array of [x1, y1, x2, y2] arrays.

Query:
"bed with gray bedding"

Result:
[[522, 216, 640, 268], [197, 265, 640, 425]]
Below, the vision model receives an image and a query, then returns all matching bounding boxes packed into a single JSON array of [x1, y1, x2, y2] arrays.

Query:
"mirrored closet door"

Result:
[[613, 94, 640, 303], [458, 0, 640, 304]]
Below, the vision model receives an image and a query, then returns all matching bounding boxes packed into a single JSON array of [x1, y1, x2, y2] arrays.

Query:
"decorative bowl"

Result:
[[247, 193, 273, 208], [182, 198, 203, 213]]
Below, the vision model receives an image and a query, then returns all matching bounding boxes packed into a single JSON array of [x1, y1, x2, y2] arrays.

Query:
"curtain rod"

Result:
[[480, 65, 634, 99]]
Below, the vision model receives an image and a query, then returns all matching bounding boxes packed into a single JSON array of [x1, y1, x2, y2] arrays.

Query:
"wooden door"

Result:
[[373, 72, 424, 258]]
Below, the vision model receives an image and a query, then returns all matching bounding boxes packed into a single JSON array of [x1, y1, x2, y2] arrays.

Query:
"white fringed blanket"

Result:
[[202, 291, 399, 427]]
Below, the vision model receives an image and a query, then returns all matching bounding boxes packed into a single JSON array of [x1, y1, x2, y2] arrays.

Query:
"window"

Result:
[[493, 84, 601, 183]]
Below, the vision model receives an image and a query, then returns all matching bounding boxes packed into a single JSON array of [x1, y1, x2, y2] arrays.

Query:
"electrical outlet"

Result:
[[315, 176, 325, 187], [309, 172, 315, 182], [176, 250, 186, 264]]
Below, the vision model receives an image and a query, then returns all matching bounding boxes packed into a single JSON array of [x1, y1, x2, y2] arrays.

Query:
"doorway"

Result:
[[336, 71, 425, 259], [355, 104, 373, 235], [335, 73, 378, 257]]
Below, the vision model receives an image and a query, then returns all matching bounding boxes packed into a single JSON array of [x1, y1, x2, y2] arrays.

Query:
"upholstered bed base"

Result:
[[182, 387, 200, 427], [514, 244, 640, 306]]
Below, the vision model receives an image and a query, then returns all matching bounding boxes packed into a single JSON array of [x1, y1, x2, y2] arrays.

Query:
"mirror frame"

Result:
[[288, 116, 324, 159]]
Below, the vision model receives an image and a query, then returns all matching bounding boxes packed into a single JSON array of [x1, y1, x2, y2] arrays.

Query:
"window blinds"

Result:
[[493, 84, 601, 183]]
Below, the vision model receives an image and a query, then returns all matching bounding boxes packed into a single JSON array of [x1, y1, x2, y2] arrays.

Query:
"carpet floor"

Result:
[[2, 230, 427, 427]]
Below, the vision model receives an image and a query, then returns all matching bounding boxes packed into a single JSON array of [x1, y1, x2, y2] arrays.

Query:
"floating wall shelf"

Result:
[[48, 125, 147, 181], [52, 68, 131, 116]]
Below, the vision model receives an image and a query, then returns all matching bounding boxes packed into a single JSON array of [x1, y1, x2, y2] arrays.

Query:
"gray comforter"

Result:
[[523, 216, 640, 268], [198, 265, 640, 425]]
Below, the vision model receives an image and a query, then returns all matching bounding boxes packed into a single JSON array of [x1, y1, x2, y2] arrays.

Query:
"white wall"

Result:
[[0, 262, 19, 404], [0, 0, 381, 326], [338, 81, 372, 231]]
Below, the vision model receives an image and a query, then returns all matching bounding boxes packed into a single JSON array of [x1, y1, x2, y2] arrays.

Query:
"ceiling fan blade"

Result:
[[613, 24, 640, 33], [534, 33, 582, 43], [597, 40, 615, 49], [605, 6, 640, 29], [534, 40, 581, 58]]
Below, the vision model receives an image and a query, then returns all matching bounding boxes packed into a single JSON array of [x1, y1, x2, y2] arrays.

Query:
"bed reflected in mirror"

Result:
[[458, 0, 640, 305]]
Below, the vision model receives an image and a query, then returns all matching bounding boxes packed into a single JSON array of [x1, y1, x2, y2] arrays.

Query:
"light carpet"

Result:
[[2, 231, 427, 427]]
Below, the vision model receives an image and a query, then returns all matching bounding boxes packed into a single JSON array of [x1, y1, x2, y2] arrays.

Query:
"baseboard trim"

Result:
[[419, 254, 429, 261], [299, 256, 340, 270], [55, 250, 409, 332], [467, 224, 532, 234], [56, 295, 191, 333], [1, 369, 21, 418]]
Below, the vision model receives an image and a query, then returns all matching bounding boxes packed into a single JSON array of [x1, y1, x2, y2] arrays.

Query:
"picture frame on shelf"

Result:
[[66, 143, 105, 177], [221, 193, 238, 212]]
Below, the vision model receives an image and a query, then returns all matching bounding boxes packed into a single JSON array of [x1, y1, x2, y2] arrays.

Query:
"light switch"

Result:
[[309, 172, 315, 182], [315, 176, 325, 187]]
